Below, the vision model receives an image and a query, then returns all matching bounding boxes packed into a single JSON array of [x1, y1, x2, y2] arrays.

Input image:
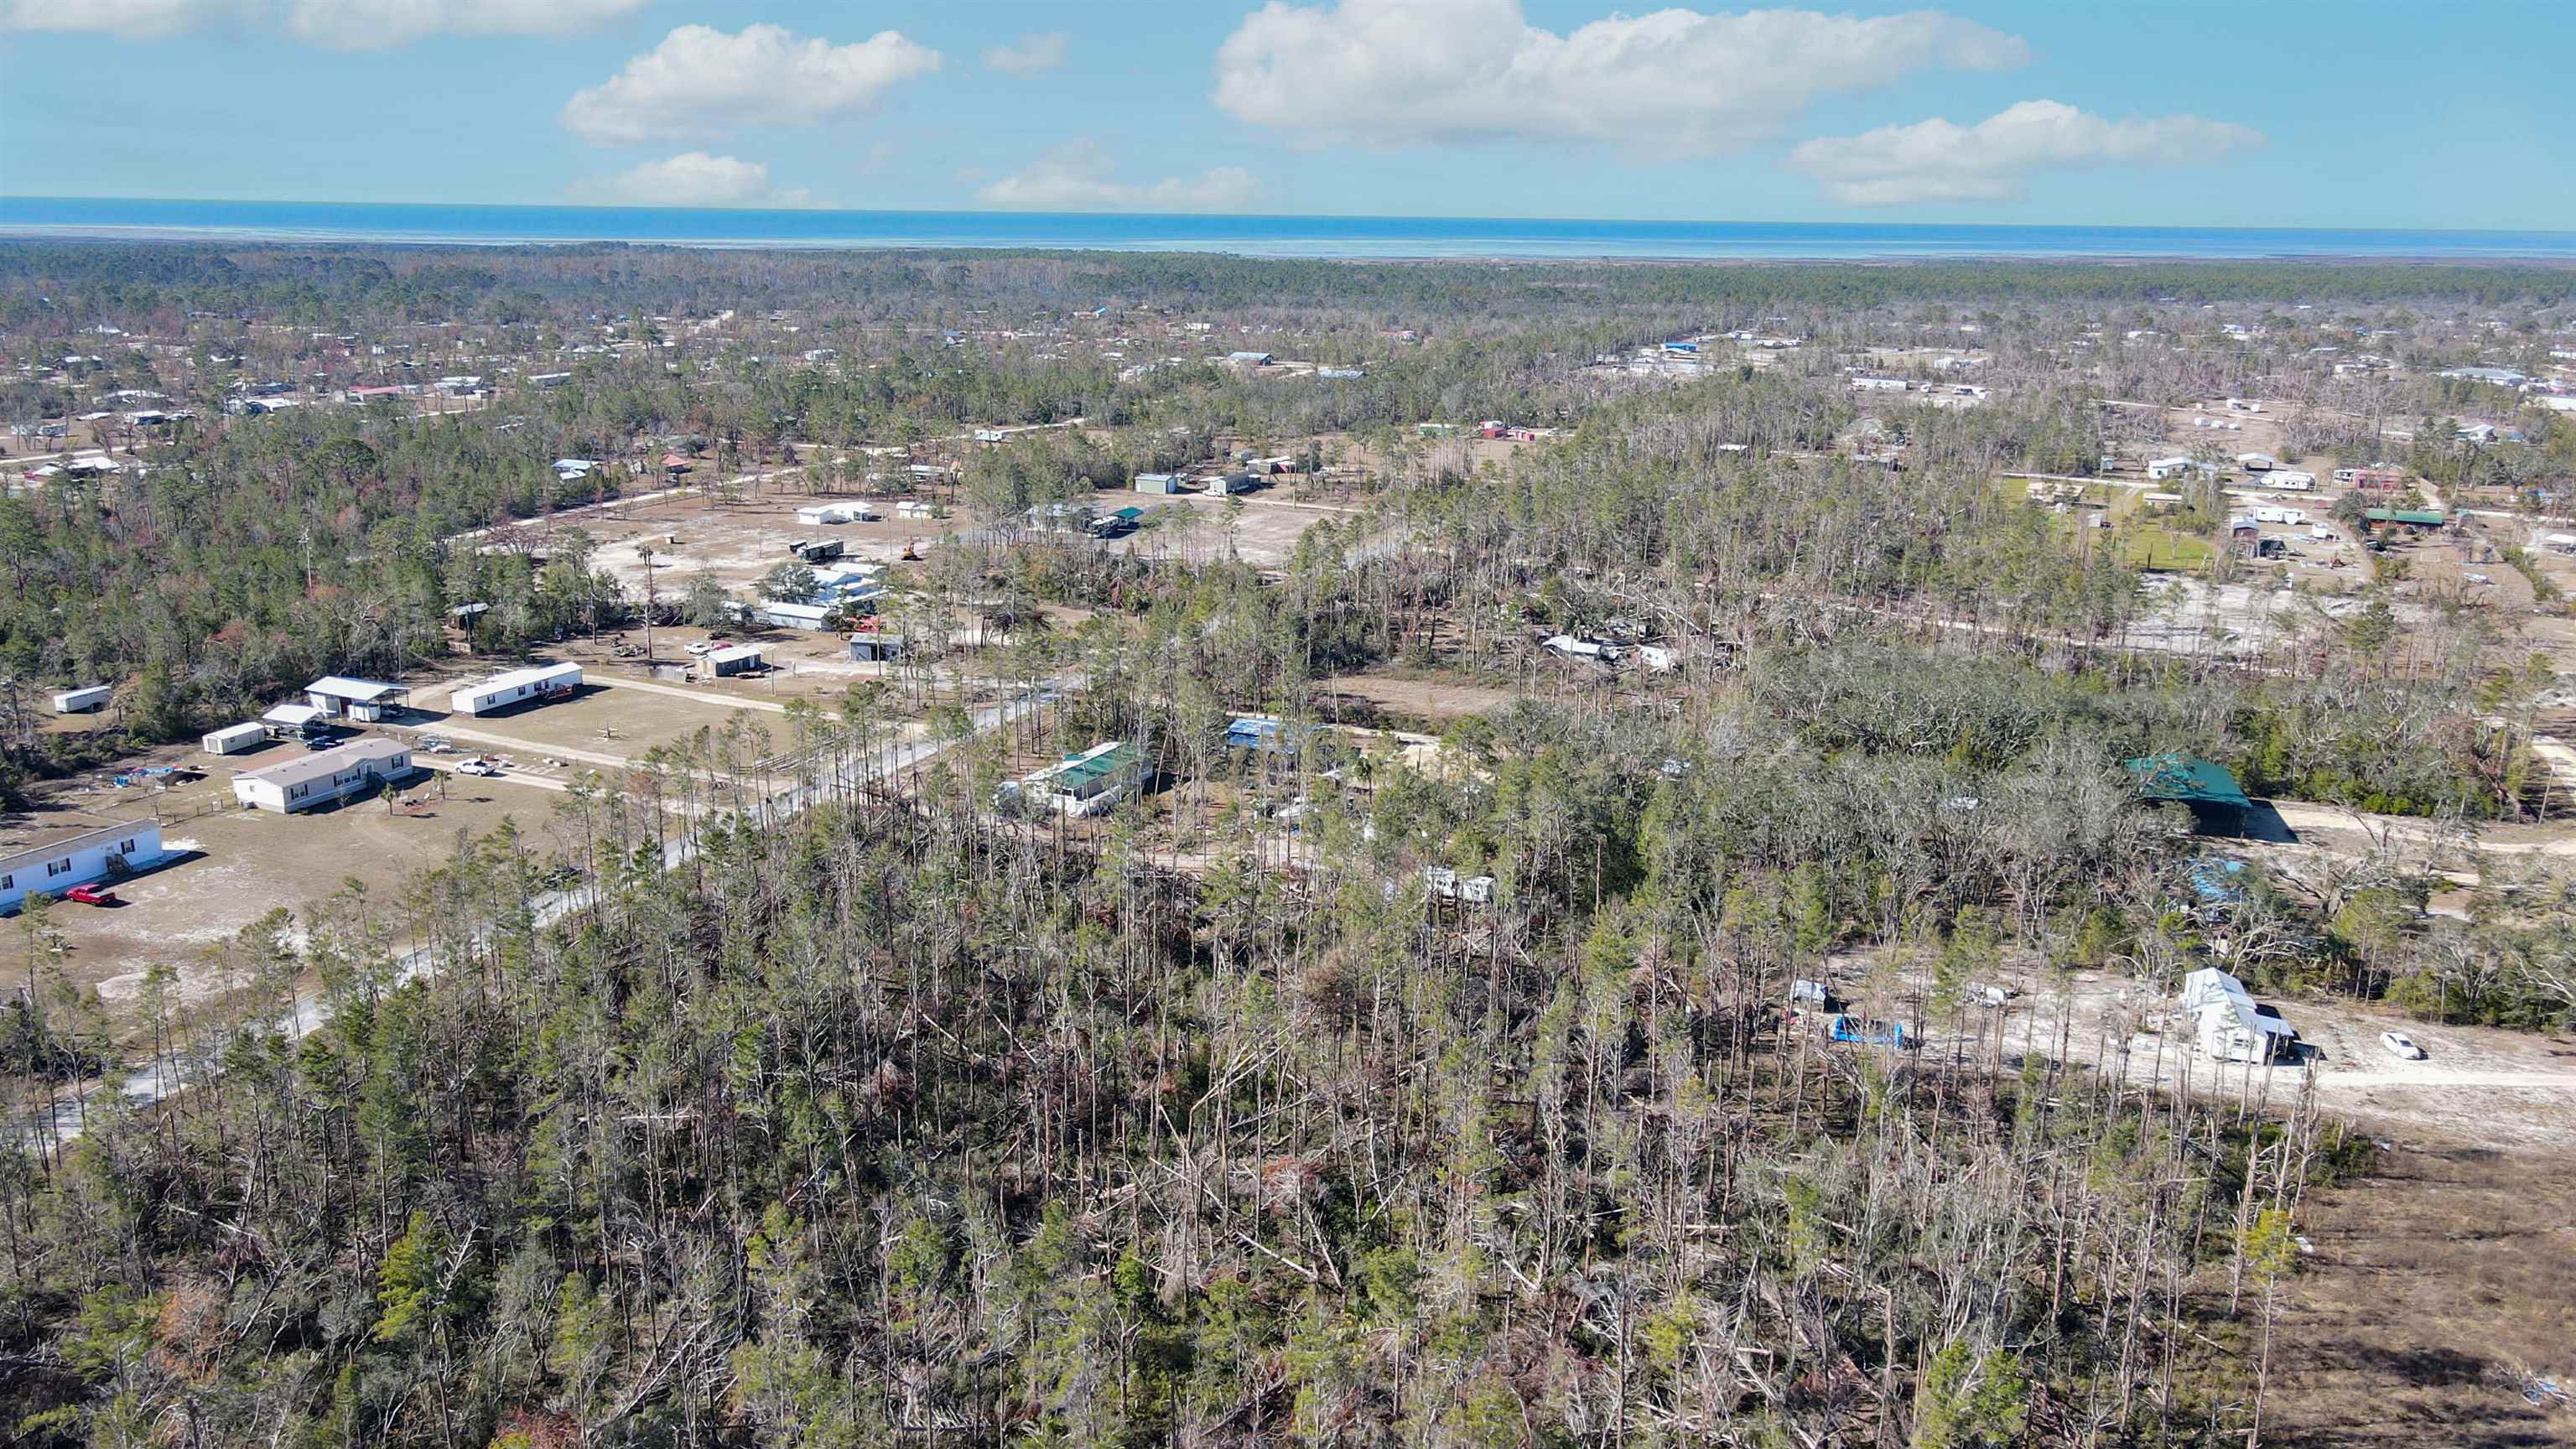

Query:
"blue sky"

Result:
[[2, 0, 2568, 228]]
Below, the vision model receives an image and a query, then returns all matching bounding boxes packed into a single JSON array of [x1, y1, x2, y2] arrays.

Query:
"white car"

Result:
[[2380, 1030, 2425, 1061], [454, 756, 500, 777], [686, 641, 714, 657]]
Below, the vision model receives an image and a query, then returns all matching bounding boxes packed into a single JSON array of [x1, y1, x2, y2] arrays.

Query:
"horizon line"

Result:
[[5, 196, 2575, 240]]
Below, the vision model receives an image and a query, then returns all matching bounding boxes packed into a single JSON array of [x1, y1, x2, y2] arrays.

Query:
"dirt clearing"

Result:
[[2267, 1140, 2576, 1448]]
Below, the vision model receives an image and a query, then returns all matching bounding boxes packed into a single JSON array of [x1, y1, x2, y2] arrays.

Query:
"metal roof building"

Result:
[[2127, 753, 2251, 834]]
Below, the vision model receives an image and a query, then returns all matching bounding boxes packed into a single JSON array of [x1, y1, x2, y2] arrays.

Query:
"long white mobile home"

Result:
[[0, 818, 161, 913], [231, 737, 414, 814], [448, 662, 581, 716]]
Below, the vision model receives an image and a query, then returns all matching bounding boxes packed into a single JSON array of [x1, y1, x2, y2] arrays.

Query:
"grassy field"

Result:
[[2127, 524, 2215, 572]]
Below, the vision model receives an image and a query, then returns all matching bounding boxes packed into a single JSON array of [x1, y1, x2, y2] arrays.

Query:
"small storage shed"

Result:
[[849, 632, 907, 662], [202, 722, 267, 756], [706, 644, 766, 678]]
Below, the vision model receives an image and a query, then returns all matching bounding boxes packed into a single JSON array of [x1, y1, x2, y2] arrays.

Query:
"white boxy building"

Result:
[[2179, 966, 2295, 1063], [202, 722, 267, 756], [448, 662, 582, 716], [231, 737, 415, 814], [0, 817, 162, 913]]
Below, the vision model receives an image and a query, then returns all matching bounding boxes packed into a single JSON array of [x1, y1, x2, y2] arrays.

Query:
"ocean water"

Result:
[[3, 196, 2573, 262]]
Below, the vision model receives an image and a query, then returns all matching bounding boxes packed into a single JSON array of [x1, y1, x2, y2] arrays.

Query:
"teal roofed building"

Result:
[[1006, 740, 1145, 818], [2126, 752, 2251, 834]]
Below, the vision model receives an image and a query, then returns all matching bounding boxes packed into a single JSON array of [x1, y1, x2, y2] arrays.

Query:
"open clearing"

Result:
[[406, 680, 756, 764], [2269, 1144, 2576, 1448], [1311, 670, 1517, 724], [553, 489, 973, 595], [1109, 489, 1367, 569], [26, 740, 574, 1002]]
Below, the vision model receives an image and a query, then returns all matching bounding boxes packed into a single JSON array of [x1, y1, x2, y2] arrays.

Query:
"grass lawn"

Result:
[[2125, 525, 2214, 571]]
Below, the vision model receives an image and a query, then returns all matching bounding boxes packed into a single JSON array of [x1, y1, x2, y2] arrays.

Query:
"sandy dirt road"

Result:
[[590, 673, 789, 714], [1964, 969, 2576, 1150]]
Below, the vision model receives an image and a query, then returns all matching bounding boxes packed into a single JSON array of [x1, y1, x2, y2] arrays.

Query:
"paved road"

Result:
[[26, 679, 1067, 1150]]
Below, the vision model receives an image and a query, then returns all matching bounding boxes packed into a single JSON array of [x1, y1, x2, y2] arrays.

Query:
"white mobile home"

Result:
[[2146, 457, 2215, 481], [2267, 470, 2316, 491], [201, 722, 267, 756], [1540, 634, 1621, 663], [1005, 740, 1143, 818], [447, 662, 581, 716], [756, 600, 834, 631], [0, 818, 161, 913], [794, 501, 875, 526], [51, 686, 111, 714], [231, 737, 415, 815]]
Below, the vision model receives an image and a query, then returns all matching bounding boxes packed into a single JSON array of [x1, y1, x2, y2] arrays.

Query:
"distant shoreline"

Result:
[[6, 197, 2574, 263]]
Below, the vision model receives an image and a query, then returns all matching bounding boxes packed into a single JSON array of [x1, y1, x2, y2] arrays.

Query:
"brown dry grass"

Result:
[[2266, 1140, 2576, 1447]]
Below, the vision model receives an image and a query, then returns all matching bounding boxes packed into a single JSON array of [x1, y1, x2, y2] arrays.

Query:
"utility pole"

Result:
[[639, 546, 657, 662]]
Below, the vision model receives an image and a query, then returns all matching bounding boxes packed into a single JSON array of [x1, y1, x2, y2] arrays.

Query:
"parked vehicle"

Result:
[[62, 884, 118, 906], [454, 757, 500, 777], [1826, 1014, 1914, 1048], [2380, 1030, 2425, 1060]]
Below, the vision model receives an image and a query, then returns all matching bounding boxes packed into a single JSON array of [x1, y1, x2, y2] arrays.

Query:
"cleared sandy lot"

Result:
[[22, 736, 574, 1002], [551, 490, 972, 595]]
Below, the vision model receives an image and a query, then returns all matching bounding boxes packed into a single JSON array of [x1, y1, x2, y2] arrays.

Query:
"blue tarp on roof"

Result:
[[2188, 856, 2248, 905]]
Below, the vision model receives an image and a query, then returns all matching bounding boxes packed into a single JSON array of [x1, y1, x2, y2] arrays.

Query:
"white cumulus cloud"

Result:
[[1212, 0, 2028, 158], [1, 0, 636, 44], [284, 0, 646, 49], [976, 143, 1259, 213], [1790, 99, 2262, 205], [562, 23, 941, 146], [573, 153, 814, 209], [3, 0, 236, 36], [983, 31, 1066, 74]]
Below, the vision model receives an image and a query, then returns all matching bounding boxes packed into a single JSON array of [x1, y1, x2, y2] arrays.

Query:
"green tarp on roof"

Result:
[[2125, 753, 2251, 809], [2362, 507, 2446, 526], [1054, 742, 1138, 788]]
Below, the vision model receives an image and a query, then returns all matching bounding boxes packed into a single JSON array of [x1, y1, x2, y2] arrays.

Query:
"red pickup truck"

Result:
[[63, 884, 117, 906]]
